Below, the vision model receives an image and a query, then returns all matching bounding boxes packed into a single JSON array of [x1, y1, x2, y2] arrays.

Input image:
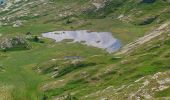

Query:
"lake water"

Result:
[[0, 0, 5, 5], [42, 30, 121, 53]]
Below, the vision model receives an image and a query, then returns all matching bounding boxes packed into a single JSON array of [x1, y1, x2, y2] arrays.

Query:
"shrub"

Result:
[[57, 61, 96, 77]]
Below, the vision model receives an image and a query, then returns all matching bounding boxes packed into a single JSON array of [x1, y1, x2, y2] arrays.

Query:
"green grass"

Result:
[[0, 38, 108, 99], [42, 34, 170, 99], [0, 0, 170, 99], [155, 87, 170, 97]]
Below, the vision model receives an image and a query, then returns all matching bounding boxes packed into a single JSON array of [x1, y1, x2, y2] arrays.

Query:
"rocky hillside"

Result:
[[0, 0, 170, 100], [0, 0, 170, 43], [1, 0, 170, 25]]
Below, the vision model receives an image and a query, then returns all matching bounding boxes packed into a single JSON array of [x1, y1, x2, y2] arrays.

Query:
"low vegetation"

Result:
[[0, 0, 170, 100]]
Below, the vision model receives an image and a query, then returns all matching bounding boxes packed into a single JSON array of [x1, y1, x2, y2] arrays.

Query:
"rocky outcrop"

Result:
[[0, 36, 30, 51], [84, 71, 170, 100], [117, 22, 170, 55], [91, 0, 109, 10]]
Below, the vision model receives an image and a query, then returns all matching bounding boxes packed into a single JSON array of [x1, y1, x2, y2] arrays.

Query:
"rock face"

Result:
[[42, 30, 121, 53], [91, 0, 109, 10]]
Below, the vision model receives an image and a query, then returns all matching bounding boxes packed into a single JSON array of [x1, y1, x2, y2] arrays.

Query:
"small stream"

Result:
[[42, 30, 121, 53]]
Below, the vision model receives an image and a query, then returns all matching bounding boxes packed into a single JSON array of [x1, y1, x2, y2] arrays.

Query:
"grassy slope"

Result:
[[0, 39, 108, 99], [0, 0, 170, 100], [43, 33, 170, 100]]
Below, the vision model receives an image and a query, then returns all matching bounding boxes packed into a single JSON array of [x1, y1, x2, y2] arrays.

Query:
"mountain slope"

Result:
[[0, 0, 170, 43], [39, 28, 170, 100], [0, 0, 170, 100]]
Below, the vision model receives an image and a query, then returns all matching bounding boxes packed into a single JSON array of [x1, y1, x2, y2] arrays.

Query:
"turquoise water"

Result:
[[0, 0, 5, 5]]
